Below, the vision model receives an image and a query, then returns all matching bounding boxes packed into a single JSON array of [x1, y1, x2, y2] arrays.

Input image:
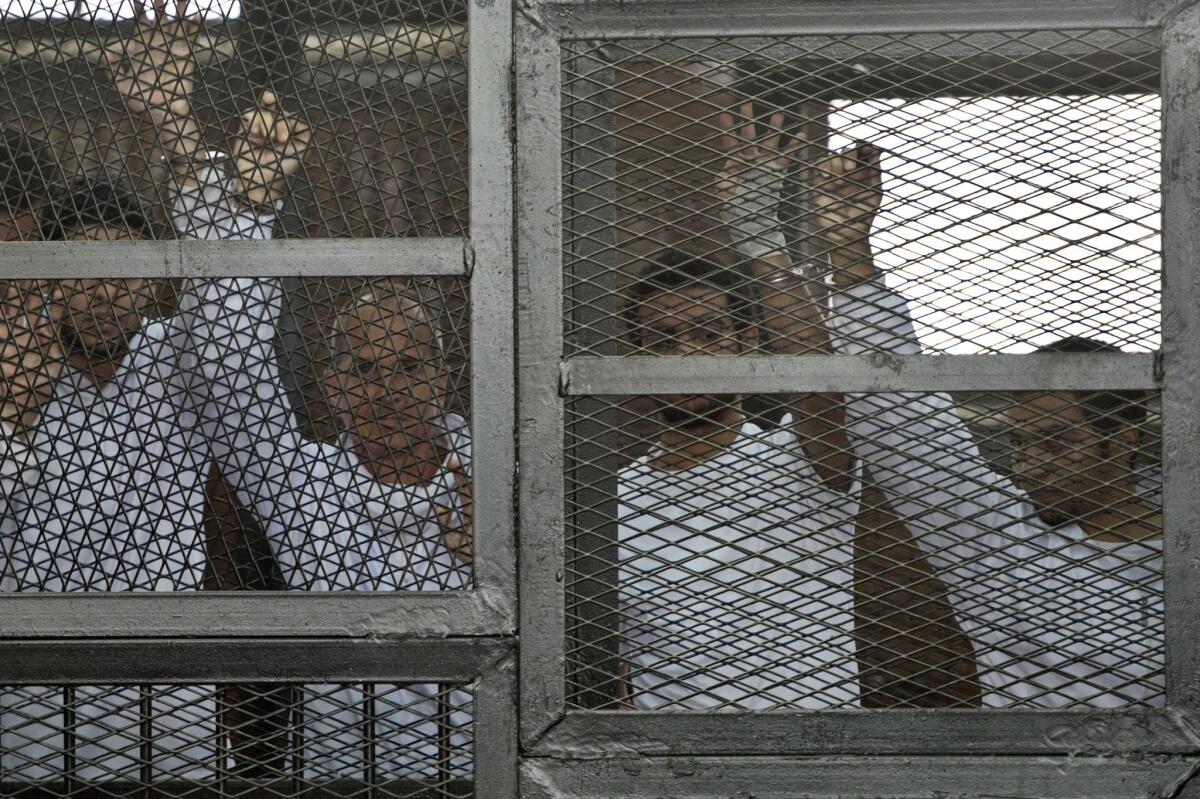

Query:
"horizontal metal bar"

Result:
[[570, 32, 1160, 99], [0, 238, 468, 279], [520, 754, 1200, 799], [560, 353, 1160, 395], [549, 0, 1179, 39], [0, 637, 514, 684], [0, 591, 513, 638], [530, 708, 1200, 757]]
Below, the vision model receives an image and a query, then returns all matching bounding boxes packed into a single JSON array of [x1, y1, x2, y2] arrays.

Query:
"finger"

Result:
[[133, 0, 147, 21], [259, 89, 277, 109], [445, 454, 462, 472], [717, 111, 736, 153], [175, 0, 188, 19], [273, 114, 290, 147], [854, 140, 883, 195], [738, 101, 755, 146], [764, 111, 785, 152]]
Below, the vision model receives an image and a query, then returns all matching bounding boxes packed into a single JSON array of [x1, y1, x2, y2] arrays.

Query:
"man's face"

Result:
[[635, 285, 742, 424], [324, 296, 447, 464], [58, 226, 151, 356], [0, 207, 41, 241], [1008, 392, 1138, 525]]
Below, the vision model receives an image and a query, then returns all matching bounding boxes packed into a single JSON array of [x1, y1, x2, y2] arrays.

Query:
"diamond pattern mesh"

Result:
[[2, 272, 473, 592], [0, 682, 473, 796], [562, 30, 1159, 356], [0, 0, 467, 239], [567, 391, 1163, 710], [560, 29, 1163, 710]]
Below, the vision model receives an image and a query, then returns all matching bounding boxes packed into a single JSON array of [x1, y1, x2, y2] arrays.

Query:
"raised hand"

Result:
[[231, 91, 312, 209], [715, 103, 800, 261], [104, 0, 205, 160], [805, 141, 883, 283], [1, 280, 64, 435]]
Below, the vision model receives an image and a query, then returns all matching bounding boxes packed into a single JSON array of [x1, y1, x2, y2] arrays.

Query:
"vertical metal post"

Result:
[[562, 44, 622, 710], [139, 686, 153, 797], [1160, 4, 1200, 715], [291, 691, 305, 796], [517, 8, 569, 746], [61, 687, 76, 796], [363, 683, 377, 798], [437, 683, 452, 789]]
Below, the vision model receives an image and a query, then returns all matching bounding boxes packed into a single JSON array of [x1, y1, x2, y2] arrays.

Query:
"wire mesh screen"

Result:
[[0, 681, 473, 796], [0, 0, 466, 239], [1, 273, 473, 591], [565, 389, 1163, 710], [561, 29, 1160, 356], [560, 28, 1164, 710]]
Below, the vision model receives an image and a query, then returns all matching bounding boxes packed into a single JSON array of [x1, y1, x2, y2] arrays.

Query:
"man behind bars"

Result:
[[0, 3, 312, 785], [617, 103, 1161, 710]]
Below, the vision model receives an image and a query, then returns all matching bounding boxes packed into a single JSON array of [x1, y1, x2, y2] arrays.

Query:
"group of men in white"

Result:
[[0, 2, 1166, 787], [0, 1, 471, 783]]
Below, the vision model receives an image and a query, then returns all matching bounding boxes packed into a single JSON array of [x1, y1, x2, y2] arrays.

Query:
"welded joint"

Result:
[[476, 585, 518, 633], [558, 361, 571, 396], [464, 239, 477, 278]]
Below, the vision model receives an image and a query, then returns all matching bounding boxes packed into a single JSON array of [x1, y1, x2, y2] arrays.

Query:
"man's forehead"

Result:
[[1008, 392, 1088, 424], [637, 284, 731, 318], [337, 293, 436, 350]]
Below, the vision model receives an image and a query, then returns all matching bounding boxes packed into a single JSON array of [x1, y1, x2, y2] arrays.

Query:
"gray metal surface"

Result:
[[545, 0, 1178, 38], [560, 353, 1161, 395], [467, 0, 518, 630], [0, 238, 469, 278], [516, 5, 570, 749], [520, 755, 1200, 799], [1160, 2, 1200, 718], [528, 708, 1200, 757], [0, 591, 511, 637], [0, 637, 514, 684], [476, 654, 520, 799]]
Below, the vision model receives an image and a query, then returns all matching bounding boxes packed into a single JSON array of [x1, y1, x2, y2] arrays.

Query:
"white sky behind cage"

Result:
[[828, 93, 1161, 354], [2, 0, 240, 19]]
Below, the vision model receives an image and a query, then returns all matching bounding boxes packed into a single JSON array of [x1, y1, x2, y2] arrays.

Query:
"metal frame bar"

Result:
[[0, 638, 514, 684], [516, 6, 568, 748], [546, 0, 1189, 39], [515, 0, 1198, 777], [520, 755, 1200, 799], [1160, 0, 1200, 721], [0, 238, 469, 279], [0, 592, 509, 637], [560, 353, 1161, 395]]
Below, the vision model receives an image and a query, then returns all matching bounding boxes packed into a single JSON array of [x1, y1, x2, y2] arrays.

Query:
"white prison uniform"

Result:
[[829, 278, 1164, 708], [619, 422, 863, 710], [0, 171, 273, 782], [186, 269, 472, 777]]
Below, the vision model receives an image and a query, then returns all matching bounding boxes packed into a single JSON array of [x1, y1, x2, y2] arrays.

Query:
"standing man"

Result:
[[0, 0, 308, 781], [750, 110, 1162, 708]]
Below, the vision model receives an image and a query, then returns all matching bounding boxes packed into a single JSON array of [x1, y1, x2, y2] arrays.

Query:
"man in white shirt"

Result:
[[0, 1, 306, 781], [188, 275, 472, 778], [617, 102, 1162, 711]]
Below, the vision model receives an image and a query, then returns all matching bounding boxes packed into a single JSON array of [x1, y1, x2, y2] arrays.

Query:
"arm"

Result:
[[808, 142, 1040, 581], [1, 281, 63, 497], [716, 104, 852, 491]]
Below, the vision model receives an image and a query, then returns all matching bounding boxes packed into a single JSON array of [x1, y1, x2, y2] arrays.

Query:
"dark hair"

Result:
[[1033, 336, 1147, 434], [626, 249, 756, 346], [39, 175, 159, 242], [0, 128, 57, 212]]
